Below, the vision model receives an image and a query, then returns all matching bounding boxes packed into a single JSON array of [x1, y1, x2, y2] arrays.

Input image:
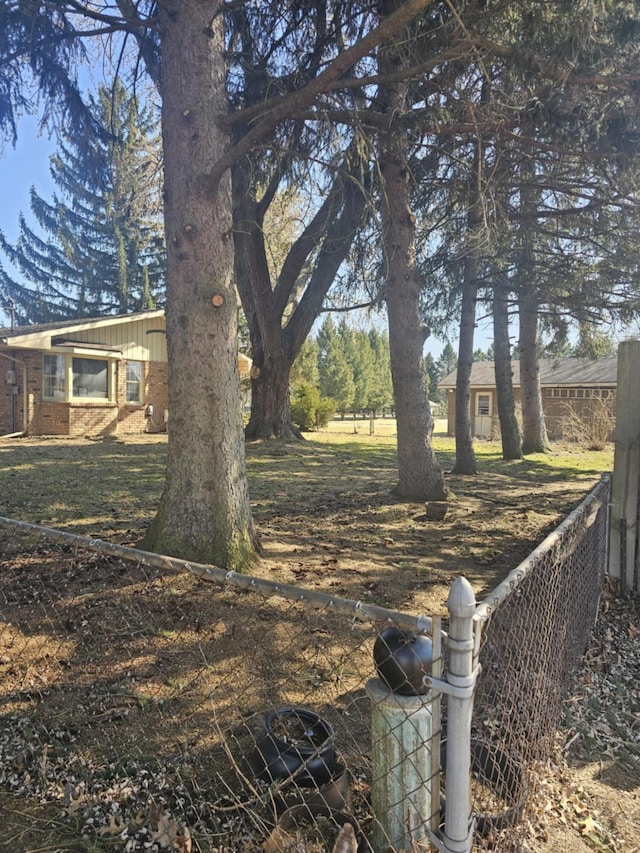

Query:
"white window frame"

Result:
[[43, 353, 116, 403], [43, 354, 66, 401], [125, 361, 143, 404], [475, 392, 492, 418]]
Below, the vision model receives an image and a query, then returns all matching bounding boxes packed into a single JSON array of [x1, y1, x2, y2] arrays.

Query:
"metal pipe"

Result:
[[0, 515, 440, 637]]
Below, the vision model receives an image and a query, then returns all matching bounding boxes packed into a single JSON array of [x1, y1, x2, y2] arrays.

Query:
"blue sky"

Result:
[[0, 116, 56, 242], [0, 118, 59, 326], [0, 115, 57, 327]]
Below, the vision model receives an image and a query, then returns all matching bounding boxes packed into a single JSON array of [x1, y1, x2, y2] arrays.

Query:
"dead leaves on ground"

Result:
[[62, 785, 192, 850], [531, 768, 622, 851]]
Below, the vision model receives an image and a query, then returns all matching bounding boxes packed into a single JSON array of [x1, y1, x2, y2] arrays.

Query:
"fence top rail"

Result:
[[0, 514, 437, 636], [474, 473, 610, 623]]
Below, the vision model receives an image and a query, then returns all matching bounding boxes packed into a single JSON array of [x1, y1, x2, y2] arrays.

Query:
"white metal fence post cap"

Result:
[[447, 576, 476, 617]]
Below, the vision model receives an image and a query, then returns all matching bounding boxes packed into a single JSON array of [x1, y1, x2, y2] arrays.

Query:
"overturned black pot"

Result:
[[252, 707, 336, 787], [373, 626, 433, 695]]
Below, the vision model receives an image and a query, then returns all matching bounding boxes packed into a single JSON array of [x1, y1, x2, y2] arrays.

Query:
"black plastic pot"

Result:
[[252, 707, 336, 787], [373, 627, 433, 695], [440, 739, 527, 836]]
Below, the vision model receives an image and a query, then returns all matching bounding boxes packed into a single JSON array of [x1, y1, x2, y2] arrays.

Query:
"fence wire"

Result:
[[470, 475, 611, 851], [0, 522, 442, 853], [0, 475, 611, 853]]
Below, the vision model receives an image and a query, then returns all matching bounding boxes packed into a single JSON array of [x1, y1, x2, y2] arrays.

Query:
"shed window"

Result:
[[126, 361, 142, 403], [43, 355, 66, 401], [476, 393, 492, 417], [72, 358, 108, 399]]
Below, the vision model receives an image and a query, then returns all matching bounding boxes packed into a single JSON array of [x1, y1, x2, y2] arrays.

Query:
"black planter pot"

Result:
[[252, 707, 336, 787], [373, 627, 433, 695]]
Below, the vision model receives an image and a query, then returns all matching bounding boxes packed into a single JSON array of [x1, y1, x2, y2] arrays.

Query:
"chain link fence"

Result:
[[0, 474, 610, 852], [0, 518, 443, 852], [470, 474, 611, 850]]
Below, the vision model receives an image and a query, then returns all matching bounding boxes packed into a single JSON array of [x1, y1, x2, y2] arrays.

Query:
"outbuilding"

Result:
[[438, 356, 618, 439]]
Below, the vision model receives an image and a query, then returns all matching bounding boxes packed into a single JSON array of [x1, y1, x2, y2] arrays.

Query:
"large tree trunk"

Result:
[[519, 288, 549, 454], [493, 276, 522, 459], [233, 136, 369, 440], [379, 0, 447, 502], [142, 2, 259, 568], [244, 336, 300, 440], [233, 170, 301, 440], [452, 252, 478, 475], [516, 157, 548, 456]]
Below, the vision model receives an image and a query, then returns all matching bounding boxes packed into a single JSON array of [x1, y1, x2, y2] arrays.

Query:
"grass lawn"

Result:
[[1, 428, 632, 853]]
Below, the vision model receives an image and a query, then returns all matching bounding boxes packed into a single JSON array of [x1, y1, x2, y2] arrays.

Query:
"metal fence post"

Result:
[[442, 576, 477, 853]]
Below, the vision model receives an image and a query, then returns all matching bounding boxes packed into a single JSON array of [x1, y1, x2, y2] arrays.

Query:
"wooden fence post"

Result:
[[610, 341, 640, 592], [366, 677, 435, 852]]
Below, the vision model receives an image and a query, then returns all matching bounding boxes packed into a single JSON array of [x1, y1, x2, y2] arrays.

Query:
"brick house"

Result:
[[0, 310, 251, 437], [438, 356, 618, 439]]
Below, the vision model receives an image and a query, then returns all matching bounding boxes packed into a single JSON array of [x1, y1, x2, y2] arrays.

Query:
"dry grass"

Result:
[[1, 429, 634, 852]]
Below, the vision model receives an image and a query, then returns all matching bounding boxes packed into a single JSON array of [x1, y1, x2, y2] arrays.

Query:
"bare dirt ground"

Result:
[[0, 431, 638, 851]]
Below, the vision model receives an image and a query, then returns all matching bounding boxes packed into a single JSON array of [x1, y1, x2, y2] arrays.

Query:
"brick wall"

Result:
[[117, 360, 168, 434], [0, 349, 170, 437]]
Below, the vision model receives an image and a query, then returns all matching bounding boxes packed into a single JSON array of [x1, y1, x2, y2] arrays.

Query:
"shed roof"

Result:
[[438, 356, 619, 389]]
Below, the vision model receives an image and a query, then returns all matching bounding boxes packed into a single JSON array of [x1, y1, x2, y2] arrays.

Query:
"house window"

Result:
[[43, 355, 66, 401], [126, 361, 142, 403], [476, 393, 492, 417], [72, 357, 108, 399]]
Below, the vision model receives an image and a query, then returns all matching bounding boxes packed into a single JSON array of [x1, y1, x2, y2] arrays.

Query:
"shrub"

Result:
[[291, 384, 336, 431], [560, 393, 616, 450]]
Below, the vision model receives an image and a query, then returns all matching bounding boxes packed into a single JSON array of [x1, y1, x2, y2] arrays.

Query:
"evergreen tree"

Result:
[[435, 342, 458, 379], [369, 328, 394, 413], [0, 81, 164, 323], [571, 328, 616, 359], [424, 352, 439, 401], [318, 316, 355, 411], [290, 337, 320, 390], [337, 320, 377, 413]]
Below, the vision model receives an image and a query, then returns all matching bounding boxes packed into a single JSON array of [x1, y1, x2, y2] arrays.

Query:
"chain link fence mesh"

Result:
[[0, 475, 610, 852], [0, 520, 442, 852], [470, 475, 610, 850]]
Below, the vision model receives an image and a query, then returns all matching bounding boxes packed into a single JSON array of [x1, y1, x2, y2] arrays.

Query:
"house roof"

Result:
[[0, 308, 253, 375], [438, 356, 619, 389], [0, 309, 165, 347]]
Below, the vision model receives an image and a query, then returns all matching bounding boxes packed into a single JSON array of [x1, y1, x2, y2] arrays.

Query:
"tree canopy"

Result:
[[0, 80, 164, 323]]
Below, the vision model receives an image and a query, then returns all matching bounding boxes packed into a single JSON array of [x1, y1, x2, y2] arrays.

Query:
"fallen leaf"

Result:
[[151, 812, 179, 848], [175, 825, 192, 852], [263, 826, 293, 853], [99, 814, 126, 837], [332, 823, 357, 853], [580, 815, 599, 836]]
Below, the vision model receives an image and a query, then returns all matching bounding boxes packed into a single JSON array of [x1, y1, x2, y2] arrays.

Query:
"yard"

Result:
[[0, 428, 638, 852]]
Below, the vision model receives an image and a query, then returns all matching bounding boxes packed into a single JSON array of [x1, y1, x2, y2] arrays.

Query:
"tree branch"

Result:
[[206, 0, 437, 191]]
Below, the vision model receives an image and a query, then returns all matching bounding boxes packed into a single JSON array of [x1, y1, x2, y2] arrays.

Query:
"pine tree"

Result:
[[369, 328, 394, 414], [318, 316, 355, 412], [0, 81, 164, 323]]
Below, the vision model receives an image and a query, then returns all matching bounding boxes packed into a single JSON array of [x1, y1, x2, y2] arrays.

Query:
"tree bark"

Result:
[[233, 141, 368, 440], [519, 287, 549, 453], [142, 2, 259, 568], [493, 276, 522, 459], [452, 251, 478, 475], [378, 0, 447, 502], [517, 169, 549, 455]]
